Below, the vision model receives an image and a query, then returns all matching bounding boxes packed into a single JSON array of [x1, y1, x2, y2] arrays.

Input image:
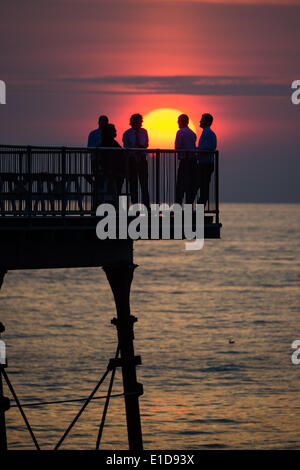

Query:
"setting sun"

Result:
[[143, 108, 197, 149]]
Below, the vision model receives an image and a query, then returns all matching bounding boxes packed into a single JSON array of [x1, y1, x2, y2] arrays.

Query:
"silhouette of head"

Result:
[[200, 113, 213, 128], [130, 114, 143, 130], [98, 115, 109, 129], [178, 114, 189, 128], [101, 123, 117, 144]]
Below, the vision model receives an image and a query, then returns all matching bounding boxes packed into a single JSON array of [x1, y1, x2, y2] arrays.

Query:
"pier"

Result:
[[0, 144, 221, 451]]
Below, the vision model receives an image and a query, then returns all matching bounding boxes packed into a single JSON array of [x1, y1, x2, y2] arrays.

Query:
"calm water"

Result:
[[1, 203, 300, 450]]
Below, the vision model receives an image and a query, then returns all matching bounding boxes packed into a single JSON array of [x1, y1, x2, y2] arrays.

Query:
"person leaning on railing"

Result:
[[94, 124, 126, 205], [195, 113, 217, 207], [175, 114, 197, 204], [87, 115, 109, 195]]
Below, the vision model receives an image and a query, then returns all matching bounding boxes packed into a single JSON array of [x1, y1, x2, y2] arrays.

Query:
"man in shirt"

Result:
[[87, 115, 109, 212], [196, 113, 217, 207], [87, 115, 109, 147], [122, 113, 150, 207], [175, 114, 197, 204]]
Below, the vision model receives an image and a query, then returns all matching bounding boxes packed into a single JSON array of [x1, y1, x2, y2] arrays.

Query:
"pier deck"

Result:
[[0, 145, 221, 270]]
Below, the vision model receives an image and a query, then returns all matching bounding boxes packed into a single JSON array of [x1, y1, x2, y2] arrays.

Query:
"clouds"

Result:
[[1, 0, 299, 80], [58, 75, 289, 96], [1, 0, 299, 201]]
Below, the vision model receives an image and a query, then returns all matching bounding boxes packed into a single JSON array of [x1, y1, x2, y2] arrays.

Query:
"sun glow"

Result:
[[143, 108, 197, 149]]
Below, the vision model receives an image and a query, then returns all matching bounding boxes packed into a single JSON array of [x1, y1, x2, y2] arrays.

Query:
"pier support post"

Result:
[[103, 262, 143, 452], [0, 274, 9, 451], [0, 323, 9, 453], [0, 368, 9, 453]]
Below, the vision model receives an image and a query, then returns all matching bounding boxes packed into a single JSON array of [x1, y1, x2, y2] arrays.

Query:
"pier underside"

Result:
[[0, 215, 220, 271], [0, 226, 132, 271]]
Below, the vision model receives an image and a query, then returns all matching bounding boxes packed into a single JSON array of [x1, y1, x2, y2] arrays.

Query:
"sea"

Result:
[[1, 203, 300, 450]]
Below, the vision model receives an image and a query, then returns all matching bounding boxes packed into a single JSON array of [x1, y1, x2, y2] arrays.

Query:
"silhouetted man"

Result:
[[87, 115, 109, 147], [88, 115, 109, 210], [175, 114, 197, 204], [196, 113, 217, 207], [122, 113, 150, 207], [100, 123, 125, 197]]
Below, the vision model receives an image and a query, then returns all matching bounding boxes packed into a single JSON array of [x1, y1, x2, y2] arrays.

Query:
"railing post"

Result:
[[215, 150, 219, 224], [62, 147, 66, 216], [125, 151, 130, 204], [17, 152, 23, 215], [27, 146, 32, 217], [155, 150, 160, 204]]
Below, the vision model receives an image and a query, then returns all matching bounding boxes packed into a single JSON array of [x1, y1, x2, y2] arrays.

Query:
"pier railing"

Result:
[[0, 145, 219, 223]]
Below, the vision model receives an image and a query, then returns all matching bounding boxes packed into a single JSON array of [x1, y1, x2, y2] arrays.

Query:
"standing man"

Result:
[[87, 115, 109, 212], [87, 115, 109, 147], [123, 113, 150, 207], [100, 123, 125, 198], [197, 113, 217, 207], [175, 114, 197, 204]]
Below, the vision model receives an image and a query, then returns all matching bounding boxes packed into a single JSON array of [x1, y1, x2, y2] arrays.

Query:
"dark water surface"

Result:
[[1, 204, 300, 449]]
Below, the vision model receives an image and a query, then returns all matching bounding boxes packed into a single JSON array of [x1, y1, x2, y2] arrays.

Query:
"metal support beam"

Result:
[[0, 369, 9, 453], [0, 271, 6, 291], [103, 262, 143, 452], [0, 322, 9, 453], [0, 274, 9, 452]]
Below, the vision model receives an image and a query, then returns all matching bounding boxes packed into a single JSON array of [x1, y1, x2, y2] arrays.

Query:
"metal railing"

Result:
[[0, 145, 219, 223]]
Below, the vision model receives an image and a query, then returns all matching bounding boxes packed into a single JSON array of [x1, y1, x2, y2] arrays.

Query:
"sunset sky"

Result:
[[1, 0, 299, 201]]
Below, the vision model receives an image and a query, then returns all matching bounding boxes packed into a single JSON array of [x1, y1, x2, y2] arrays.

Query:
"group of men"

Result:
[[175, 113, 216, 206], [87, 112, 217, 208]]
